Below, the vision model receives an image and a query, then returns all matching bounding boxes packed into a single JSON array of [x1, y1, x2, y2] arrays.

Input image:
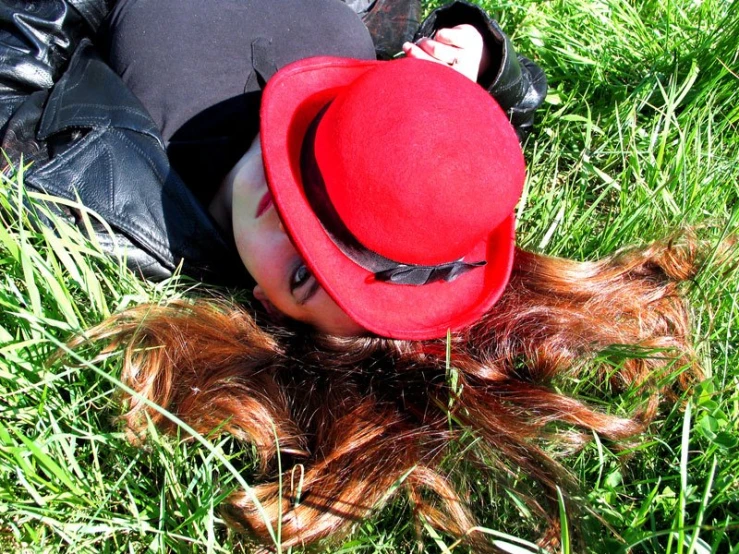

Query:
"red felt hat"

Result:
[[260, 56, 524, 340]]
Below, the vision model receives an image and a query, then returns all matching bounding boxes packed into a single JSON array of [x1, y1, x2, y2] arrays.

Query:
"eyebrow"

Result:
[[296, 276, 320, 306]]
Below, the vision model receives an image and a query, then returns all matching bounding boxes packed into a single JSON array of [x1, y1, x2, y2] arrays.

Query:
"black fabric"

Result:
[[30, 40, 252, 286], [360, 0, 420, 60], [416, 1, 547, 142], [67, 0, 115, 32], [99, 0, 376, 203], [0, 0, 548, 288], [0, 0, 250, 286]]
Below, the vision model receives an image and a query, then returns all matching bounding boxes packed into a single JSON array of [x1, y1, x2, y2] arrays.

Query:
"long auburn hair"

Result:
[[76, 236, 705, 551]]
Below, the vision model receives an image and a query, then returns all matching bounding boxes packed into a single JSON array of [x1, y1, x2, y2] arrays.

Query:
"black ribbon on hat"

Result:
[[300, 104, 486, 286]]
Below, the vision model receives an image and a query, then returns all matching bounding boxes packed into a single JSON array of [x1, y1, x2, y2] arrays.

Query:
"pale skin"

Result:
[[209, 25, 489, 336]]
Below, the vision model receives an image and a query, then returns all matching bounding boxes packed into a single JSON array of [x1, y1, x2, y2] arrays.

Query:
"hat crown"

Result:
[[313, 58, 524, 266], [261, 56, 524, 339]]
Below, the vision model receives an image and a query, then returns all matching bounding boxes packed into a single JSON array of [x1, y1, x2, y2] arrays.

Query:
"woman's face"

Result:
[[228, 136, 366, 337]]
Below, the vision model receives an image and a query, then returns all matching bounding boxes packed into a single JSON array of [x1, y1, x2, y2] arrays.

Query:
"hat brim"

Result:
[[261, 57, 515, 340]]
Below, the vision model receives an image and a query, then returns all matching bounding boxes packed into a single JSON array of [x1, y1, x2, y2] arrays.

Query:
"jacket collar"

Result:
[[29, 39, 251, 287], [38, 39, 163, 146]]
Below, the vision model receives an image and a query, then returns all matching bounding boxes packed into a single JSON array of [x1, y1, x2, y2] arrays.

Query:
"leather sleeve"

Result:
[[66, 0, 115, 33], [22, 41, 252, 287], [0, 0, 111, 133], [416, 1, 547, 141], [0, 1, 250, 288]]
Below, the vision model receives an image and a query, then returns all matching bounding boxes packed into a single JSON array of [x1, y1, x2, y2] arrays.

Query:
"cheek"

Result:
[[234, 223, 303, 316], [236, 226, 286, 287]]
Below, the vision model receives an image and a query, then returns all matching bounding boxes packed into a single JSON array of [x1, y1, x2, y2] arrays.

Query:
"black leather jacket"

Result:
[[0, 0, 546, 287]]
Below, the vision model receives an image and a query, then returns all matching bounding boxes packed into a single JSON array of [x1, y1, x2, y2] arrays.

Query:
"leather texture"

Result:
[[359, 0, 421, 60], [67, 0, 115, 31], [0, 0, 547, 289], [416, 1, 548, 142], [0, 0, 251, 287]]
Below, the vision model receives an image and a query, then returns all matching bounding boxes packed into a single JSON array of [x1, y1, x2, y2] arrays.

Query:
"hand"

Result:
[[402, 24, 490, 82]]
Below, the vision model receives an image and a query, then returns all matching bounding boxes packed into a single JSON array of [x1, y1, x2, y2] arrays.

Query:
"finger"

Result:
[[413, 37, 461, 66], [403, 41, 479, 82], [433, 25, 485, 81], [434, 25, 482, 50], [402, 41, 448, 67]]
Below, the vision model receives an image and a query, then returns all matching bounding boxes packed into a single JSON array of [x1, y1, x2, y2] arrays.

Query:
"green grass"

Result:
[[1, 0, 738, 551]]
